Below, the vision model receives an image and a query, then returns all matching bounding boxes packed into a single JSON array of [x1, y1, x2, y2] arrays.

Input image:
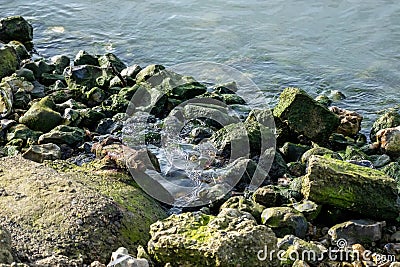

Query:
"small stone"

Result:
[[329, 106, 363, 137], [370, 109, 400, 142], [261, 207, 308, 238], [375, 126, 400, 158]]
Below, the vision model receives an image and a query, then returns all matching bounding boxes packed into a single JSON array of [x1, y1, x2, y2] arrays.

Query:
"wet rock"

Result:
[[268, 151, 288, 181], [51, 54, 70, 74], [78, 108, 106, 130], [375, 126, 400, 158], [96, 117, 122, 135], [107, 247, 149, 267], [0, 227, 13, 264], [370, 109, 400, 142], [280, 142, 311, 162], [64, 65, 103, 92], [301, 155, 399, 220], [0, 16, 33, 44], [0, 156, 166, 264], [110, 64, 142, 87], [40, 73, 65, 86], [220, 196, 266, 223], [38, 125, 85, 146], [73, 50, 99, 66], [148, 208, 278, 266], [328, 220, 386, 245], [19, 96, 63, 132], [0, 44, 18, 80], [214, 81, 238, 94], [22, 143, 61, 163], [30, 80, 46, 98], [329, 90, 346, 101], [62, 108, 82, 126], [329, 106, 363, 137], [273, 87, 340, 145], [300, 147, 342, 164], [261, 207, 308, 238], [220, 93, 246, 105]]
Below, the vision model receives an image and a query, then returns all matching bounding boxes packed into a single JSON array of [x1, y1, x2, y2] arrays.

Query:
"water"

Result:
[[2, 0, 400, 132]]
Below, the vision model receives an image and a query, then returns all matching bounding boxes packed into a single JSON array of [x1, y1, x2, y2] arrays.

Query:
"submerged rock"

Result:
[[148, 208, 278, 266], [0, 156, 166, 264], [19, 96, 63, 132], [273, 87, 340, 145], [301, 155, 399, 220]]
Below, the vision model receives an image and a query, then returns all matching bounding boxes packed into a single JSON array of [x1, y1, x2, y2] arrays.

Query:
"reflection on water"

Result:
[[3, 0, 400, 130]]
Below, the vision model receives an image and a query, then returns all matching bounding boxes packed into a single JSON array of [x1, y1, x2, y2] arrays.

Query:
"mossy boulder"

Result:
[[38, 125, 85, 146], [370, 109, 400, 142], [219, 196, 266, 223], [0, 16, 33, 44], [135, 64, 165, 84], [0, 44, 18, 80], [19, 96, 63, 132], [273, 87, 340, 145], [301, 155, 400, 220], [6, 124, 42, 146], [261, 207, 308, 238], [300, 147, 342, 164], [22, 143, 61, 163], [148, 208, 279, 267], [0, 156, 166, 265]]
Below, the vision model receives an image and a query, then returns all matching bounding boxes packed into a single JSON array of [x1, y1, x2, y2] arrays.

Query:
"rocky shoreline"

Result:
[[0, 16, 399, 267]]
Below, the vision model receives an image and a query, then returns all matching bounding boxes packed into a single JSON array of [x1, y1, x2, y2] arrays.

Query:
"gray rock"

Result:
[[369, 154, 391, 168], [280, 142, 310, 162], [16, 68, 35, 81], [108, 247, 149, 267], [300, 147, 342, 164], [51, 55, 70, 74], [110, 64, 142, 87], [148, 208, 279, 266], [73, 50, 99, 66], [98, 53, 126, 72], [64, 65, 103, 91], [261, 207, 308, 238], [328, 219, 386, 245], [22, 143, 61, 163]]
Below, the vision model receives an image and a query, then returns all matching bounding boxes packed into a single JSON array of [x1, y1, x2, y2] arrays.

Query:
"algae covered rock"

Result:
[[273, 87, 340, 144], [19, 96, 63, 132], [0, 44, 18, 80], [0, 16, 33, 44], [370, 109, 400, 142], [300, 147, 342, 164], [148, 208, 278, 267], [22, 143, 61, 163], [38, 125, 85, 146], [301, 155, 400, 220], [261, 207, 308, 238], [0, 156, 166, 264]]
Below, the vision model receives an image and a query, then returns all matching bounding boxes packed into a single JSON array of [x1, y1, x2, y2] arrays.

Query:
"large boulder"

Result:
[[301, 155, 399, 220], [370, 109, 400, 142], [0, 44, 18, 80], [19, 96, 63, 132], [0, 156, 166, 265], [148, 208, 279, 267], [0, 16, 33, 44], [273, 87, 340, 144]]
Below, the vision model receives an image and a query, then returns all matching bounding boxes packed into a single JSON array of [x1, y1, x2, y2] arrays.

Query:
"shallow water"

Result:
[[3, 0, 400, 132]]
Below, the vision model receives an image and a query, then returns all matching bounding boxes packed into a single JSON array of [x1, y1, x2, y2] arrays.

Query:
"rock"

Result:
[[135, 64, 165, 84], [261, 207, 308, 238], [220, 93, 246, 105], [329, 90, 346, 101], [219, 196, 266, 223], [0, 44, 18, 80], [148, 208, 278, 266], [301, 155, 399, 220], [287, 161, 306, 177], [73, 50, 99, 66], [16, 68, 35, 81], [6, 40, 30, 61], [268, 151, 288, 181], [369, 154, 391, 168], [19, 96, 63, 132], [380, 162, 400, 187], [292, 200, 321, 221], [95, 117, 123, 135], [370, 109, 400, 142], [64, 65, 103, 92], [0, 227, 13, 264], [328, 220, 386, 245], [0, 156, 166, 264], [341, 145, 370, 161], [6, 124, 42, 146], [273, 87, 340, 144], [0, 16, 33, 44], [292, 260, 311, 267], [108, 247, 149, 267], [0, 78, 14, 119], [40, 73, 65, 86], [62, 108, 82, 126], [13, 88, 31, 109], [280, 142, 310, 162], [214, 81, 238, 94], [329, 106, 363, 137], [51, 55, 70, 74], [375, 126, 400, 158], [85, 86, 106, 107], [77, 108, 106, 130], [98, 53, 126, 72], [300, 147, 342, 164], [110, 64, 142, 87], [38, 125, 85, 146], [22, 143, 61, 163], [315, 94, 332, 107]]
